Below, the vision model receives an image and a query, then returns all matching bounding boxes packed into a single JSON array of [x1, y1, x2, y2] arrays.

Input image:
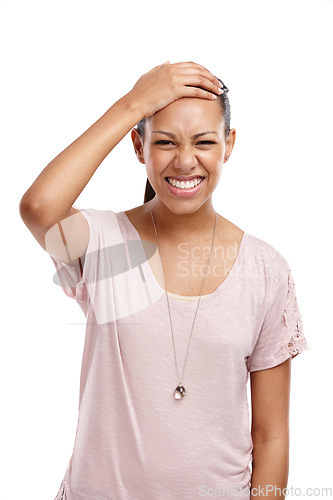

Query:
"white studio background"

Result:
[[1, 0, 332, 498]]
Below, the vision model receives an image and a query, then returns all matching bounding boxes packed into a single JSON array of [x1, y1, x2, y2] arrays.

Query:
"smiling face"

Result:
[[131, 97, 236, 215]]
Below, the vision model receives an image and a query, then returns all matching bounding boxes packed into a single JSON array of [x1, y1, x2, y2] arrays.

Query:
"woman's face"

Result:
[[132, 97, 235, 213]]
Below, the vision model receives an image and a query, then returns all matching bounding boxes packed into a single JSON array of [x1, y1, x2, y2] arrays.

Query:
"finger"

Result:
[[172, 64, 223, 89], [179, 74, 223, 95], [172, 61, 215, 75], [181, 85, 220, 101], [172, 61, 208, 69]]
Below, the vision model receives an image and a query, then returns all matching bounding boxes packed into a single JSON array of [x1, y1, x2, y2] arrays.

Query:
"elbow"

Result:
[[252, 431, 290, 450], [252, 434, 290, 466], [251, 422, 290, 445], [19, 193, 37, 216], [19, 194, 35, 220], [19, 194, 49, 225]]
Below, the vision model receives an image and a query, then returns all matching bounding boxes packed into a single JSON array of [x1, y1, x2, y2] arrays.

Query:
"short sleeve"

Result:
[[246, 264, 310, 372], [49, 208, 99, 306]]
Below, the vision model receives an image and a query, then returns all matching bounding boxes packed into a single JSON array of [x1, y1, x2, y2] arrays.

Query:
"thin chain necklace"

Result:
[[149, 206, 217, 400]]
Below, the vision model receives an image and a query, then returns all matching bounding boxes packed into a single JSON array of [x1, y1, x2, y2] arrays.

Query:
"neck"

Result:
[[146, 197, 217, 239]]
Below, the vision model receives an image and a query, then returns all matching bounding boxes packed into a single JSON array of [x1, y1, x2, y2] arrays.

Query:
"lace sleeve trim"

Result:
[[282, 269, 309, 358]]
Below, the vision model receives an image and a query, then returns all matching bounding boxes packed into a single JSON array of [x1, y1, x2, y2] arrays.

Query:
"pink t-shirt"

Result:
[[50, 208, 309, 500]]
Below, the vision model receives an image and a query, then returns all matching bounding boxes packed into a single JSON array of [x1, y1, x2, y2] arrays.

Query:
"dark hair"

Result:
[[136, 76, 231, 204]]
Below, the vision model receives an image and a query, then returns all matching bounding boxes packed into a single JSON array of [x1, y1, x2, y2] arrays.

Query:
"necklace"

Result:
[[149, 206, 217, 400]]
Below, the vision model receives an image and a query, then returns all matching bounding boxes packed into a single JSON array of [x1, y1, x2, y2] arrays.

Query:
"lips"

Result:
[[165, 176, 205, 198]]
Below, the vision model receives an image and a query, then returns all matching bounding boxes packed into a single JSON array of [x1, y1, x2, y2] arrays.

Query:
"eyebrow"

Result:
[[151, 130, 218, 139]]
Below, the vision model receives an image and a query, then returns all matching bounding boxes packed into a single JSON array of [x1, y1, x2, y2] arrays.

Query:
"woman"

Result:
[[19, 61, 309, 500]]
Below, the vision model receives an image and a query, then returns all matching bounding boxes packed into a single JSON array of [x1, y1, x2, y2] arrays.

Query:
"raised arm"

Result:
[[19, 61, 223, 262], [18, 93, 144, 253]]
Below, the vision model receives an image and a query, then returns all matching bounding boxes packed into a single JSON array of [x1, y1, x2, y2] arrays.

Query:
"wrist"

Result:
[[120, 91, 147, 122]]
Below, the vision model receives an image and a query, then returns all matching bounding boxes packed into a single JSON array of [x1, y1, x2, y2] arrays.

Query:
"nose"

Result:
[[173, 146, 199, 172]]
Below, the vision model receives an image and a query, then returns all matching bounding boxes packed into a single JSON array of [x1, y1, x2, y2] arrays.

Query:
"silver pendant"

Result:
[[174, 384, 186, 399]]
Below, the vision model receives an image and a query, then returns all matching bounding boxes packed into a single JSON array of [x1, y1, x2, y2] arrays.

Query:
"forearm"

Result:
[[19, 92, 143, 226], [250, 438, 289, 499]]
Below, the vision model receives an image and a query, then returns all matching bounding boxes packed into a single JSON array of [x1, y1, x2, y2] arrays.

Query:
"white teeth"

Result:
[[167, 177, 203, 189]]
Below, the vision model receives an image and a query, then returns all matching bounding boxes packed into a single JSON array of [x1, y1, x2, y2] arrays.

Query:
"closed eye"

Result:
[[154, 140, 216, 145]]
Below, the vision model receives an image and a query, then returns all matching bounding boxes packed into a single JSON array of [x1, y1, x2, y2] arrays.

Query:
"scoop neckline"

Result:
[[118, 210, 248, 310]]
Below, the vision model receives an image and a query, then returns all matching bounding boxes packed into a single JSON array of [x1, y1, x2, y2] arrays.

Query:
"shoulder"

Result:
[[76, 207, 115, 217], [244, 232, 291, 286], [245, 231, 285, 257], [73, 207, 126, 244], [220, 215, 288, 268], [75, 207, 120, 225]]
